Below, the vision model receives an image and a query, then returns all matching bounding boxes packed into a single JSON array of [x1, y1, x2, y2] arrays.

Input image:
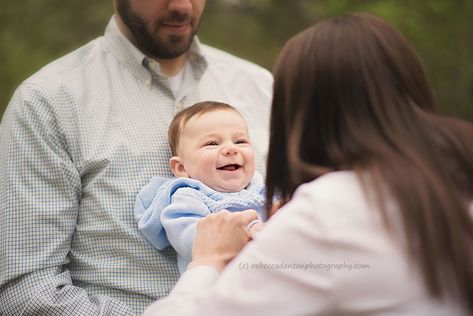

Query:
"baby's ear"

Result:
[[169, 157, 188, 178]]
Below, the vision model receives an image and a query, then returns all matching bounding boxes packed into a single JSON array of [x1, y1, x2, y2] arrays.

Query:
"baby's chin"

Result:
[[211, 182, 250, 193]]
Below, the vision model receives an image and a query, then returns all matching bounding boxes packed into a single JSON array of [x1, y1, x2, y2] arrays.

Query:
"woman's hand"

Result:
[[188, 209, 259, 272]]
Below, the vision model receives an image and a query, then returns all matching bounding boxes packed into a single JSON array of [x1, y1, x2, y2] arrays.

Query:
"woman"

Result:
[[145, 13, 473, 315]]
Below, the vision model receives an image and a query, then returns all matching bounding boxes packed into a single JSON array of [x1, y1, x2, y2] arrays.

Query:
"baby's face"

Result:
[[175, 109, 255, 192]]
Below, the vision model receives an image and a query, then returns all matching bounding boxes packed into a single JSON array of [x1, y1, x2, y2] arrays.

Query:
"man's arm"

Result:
[[0, 85, 133, 315]]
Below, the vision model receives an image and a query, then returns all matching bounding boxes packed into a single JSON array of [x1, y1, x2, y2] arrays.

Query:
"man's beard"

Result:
[[116, 0, 198, 59]]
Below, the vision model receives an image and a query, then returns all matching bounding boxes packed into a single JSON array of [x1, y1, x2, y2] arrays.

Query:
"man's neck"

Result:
[[154, 54, 188, 77]]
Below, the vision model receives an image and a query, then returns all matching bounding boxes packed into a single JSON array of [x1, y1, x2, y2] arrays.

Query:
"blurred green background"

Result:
[[1, 0, 472, 121]]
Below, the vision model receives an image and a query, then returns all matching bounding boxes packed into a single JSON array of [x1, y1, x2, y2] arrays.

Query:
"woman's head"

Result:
[[267, 13, 436, 198], [266, 13, 473, 308]]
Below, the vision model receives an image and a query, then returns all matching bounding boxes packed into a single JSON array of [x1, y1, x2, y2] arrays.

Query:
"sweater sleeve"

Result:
[[160, 191, 211, 264], [134, 177, 172, 250]]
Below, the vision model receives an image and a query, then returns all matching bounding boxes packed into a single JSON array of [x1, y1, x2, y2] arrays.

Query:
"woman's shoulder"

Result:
[[295, 171, 363, 201], [284, 171, 385, 230]]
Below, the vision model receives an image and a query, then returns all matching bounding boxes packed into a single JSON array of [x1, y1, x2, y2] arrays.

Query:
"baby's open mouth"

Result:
[[217, 164, 241, 171]]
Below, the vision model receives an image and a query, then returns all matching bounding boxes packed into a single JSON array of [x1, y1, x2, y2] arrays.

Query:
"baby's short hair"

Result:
[[168, 101, 240, 156]]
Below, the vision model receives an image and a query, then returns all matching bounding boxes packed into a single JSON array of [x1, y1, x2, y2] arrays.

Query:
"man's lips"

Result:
[[217, 164, 241, 171], [160, 20, 192, 35], [161, 22, 191, 27], [160, 16, 192, 28]]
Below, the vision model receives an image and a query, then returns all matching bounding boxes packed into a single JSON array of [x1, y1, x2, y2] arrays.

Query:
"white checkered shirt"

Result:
[[0, 16, 272, 315]]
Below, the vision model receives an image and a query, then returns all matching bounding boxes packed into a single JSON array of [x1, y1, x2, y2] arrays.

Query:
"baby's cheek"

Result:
[[195, 158, 218, 180], [201, 154, 217, 169], [246, 151, 257, 171]]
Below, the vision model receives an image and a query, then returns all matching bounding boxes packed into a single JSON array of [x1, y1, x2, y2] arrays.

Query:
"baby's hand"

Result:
[[246, 219, 264, 240]]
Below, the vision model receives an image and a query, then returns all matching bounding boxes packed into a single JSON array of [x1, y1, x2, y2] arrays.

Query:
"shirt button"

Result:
[[145, 78, 152, 86]]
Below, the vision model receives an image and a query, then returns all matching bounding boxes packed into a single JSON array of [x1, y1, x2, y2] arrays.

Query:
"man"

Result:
[[0, 0, 272, 314]]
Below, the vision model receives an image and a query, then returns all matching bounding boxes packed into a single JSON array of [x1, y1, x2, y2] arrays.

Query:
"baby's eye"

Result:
[[205, 141, 218, 146], [235, 139, 248, 144]]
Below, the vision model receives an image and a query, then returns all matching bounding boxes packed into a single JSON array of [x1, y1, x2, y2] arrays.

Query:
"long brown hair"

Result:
[[266, 13, 473, 309]]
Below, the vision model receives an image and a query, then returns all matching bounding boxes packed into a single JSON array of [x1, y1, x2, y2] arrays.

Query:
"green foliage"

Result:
[[1, 0, 471, 121], [0, 0, 112, 116]]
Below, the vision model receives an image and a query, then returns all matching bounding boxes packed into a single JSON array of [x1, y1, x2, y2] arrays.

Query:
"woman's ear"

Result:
[[169, 156, 188, 178]]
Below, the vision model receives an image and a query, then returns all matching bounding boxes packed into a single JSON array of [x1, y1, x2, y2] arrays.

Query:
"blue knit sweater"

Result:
[[134, 172, 266, 273]]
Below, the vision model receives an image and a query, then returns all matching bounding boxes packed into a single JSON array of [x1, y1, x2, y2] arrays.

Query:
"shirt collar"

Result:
[[103, 15, 208, 84]]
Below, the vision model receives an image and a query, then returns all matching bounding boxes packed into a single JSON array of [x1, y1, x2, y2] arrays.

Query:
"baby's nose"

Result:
[[223, 144, 238, 155]]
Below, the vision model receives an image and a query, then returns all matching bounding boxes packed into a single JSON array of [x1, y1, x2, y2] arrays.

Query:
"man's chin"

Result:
[[148, 37, 194, 59]]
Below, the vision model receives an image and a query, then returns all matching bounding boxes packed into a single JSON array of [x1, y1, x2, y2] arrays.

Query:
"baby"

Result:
[[134, 101, 266, 273]]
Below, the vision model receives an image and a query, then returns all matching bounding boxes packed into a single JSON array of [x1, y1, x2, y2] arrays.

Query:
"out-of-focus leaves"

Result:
[[1, 0, 472, 121], [0, 0, 112, 115]]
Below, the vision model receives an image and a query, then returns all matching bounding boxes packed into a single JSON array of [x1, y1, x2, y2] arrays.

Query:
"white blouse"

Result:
[[144, 171, 469, 316]]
